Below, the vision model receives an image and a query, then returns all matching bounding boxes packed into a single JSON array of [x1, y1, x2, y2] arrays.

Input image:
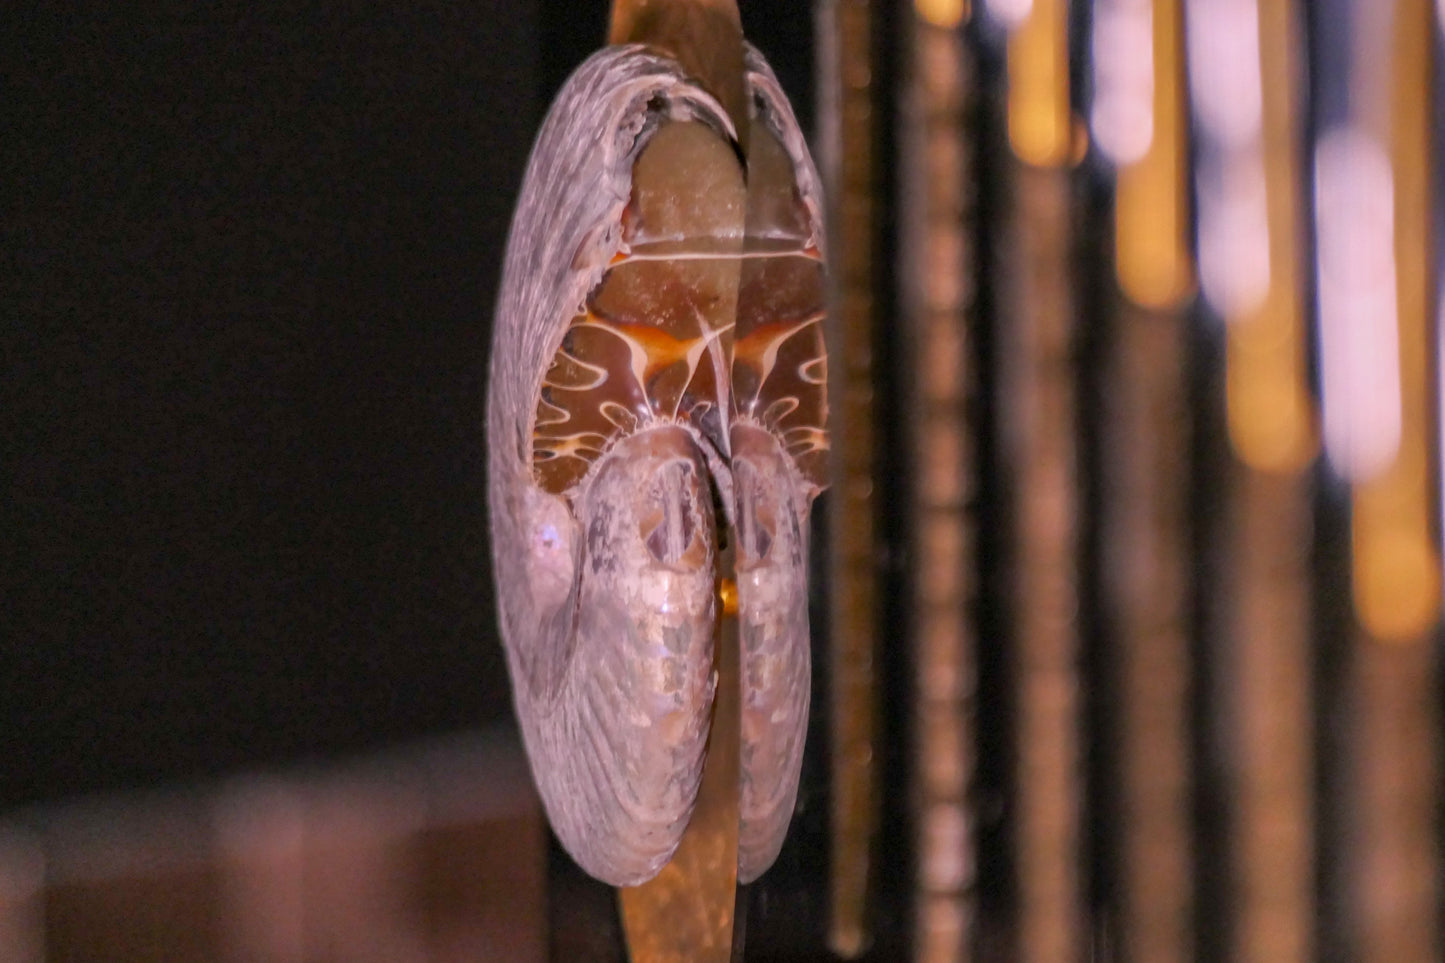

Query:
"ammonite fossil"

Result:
[[487, 29, 827, 887]]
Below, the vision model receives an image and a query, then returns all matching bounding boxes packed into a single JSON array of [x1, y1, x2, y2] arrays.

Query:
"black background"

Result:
[[3, 3, 814, 809]]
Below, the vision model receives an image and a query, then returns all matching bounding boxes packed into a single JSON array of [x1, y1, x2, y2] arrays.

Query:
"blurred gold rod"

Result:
[[1223, 0, 1316, 472], [1221, 4, 1317, 962], [609, 5, 745, 960], [1349, 0, 1442, 643], [1006, 0, 1072, 168], [821, 0, 881, 956], [1011, 164, 1083, 963], [903, 7, 975, 961], [1114, 0, 1193, 309], [1355, 641, 1440, 963], [1352, 2, 1441, 961], [1108, 9, 1194, 954], [1110, 313, 1192, 963], [916, 0, 970, 28], [1005, 3, 1082, 959], [1229, 467, 1315, 963]]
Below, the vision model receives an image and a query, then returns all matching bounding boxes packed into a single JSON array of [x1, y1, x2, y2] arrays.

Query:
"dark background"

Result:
[[3, 2, 813, 810]]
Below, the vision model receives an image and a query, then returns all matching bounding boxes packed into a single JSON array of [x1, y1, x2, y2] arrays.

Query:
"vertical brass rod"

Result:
[[607, 6, 746, 960], [1001, 1, 1084, 958], [819, 0, 881, 955], [1006, 0, 1072, 168], [1010, 163, 1083, 963], [1215, 4, 1317, 961], [1228, 464, 1315, 963], [1354, 639, 1440, 963], [1353, 2, 1442, 960], [998, 0, 1086, 956], [1219, 0, 1316, 473], [1108, 299, 1194, 963], [1112, 0, 1193, 310], [1348, 0, 1442, 643], [902, 5, 976, 961], [1097, 3, 1195, 958]]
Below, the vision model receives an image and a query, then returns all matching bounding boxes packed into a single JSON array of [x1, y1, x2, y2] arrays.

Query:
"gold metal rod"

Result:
[[819, 0, 881, 956], [618, 568, 742, 963], [902, 6, 976, 960], [1352, 4, 1442, 961], [1011, 165, 1083, 963], [1221, 0, 1317, 473], [607, 5, 746, 960], [1006, 0, 1073, 168], [1228, 466, 1315, 963], [1354, 638, 1440, 963], [1112, 0, 1193, 309], [1210, 4, 1317, 961], [1349, 0, 1442, 642], [1097, 6, 1195, 951], [1001, 8, 1084, 960], [1109, 300, 1193, 963]]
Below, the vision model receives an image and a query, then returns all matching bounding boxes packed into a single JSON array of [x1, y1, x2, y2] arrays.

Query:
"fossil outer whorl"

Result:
[[732, 422, 815, 882], [731, 57, 827, 882], [490, 46, 740, 886], [488, 43, 827, 887]]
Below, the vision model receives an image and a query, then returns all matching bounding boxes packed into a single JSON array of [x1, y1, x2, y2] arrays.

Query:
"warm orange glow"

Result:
[[1006, 0, 1071, 167], [1351, 0, 1441, 642], [1226, 306, 1318, 474], [718, 577, 738, 617], [1354, 509, 1441, 641], [1114, 0, 1193, 308], [1224, 0, 1316, 474], [915, 0, 970, 28]]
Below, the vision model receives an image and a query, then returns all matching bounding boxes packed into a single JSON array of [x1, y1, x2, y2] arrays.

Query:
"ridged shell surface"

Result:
[[488, 43, 826, 887]]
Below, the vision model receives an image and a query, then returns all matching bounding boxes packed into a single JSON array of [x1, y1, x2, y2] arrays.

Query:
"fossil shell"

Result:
[[488, 42, 826, 887]]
